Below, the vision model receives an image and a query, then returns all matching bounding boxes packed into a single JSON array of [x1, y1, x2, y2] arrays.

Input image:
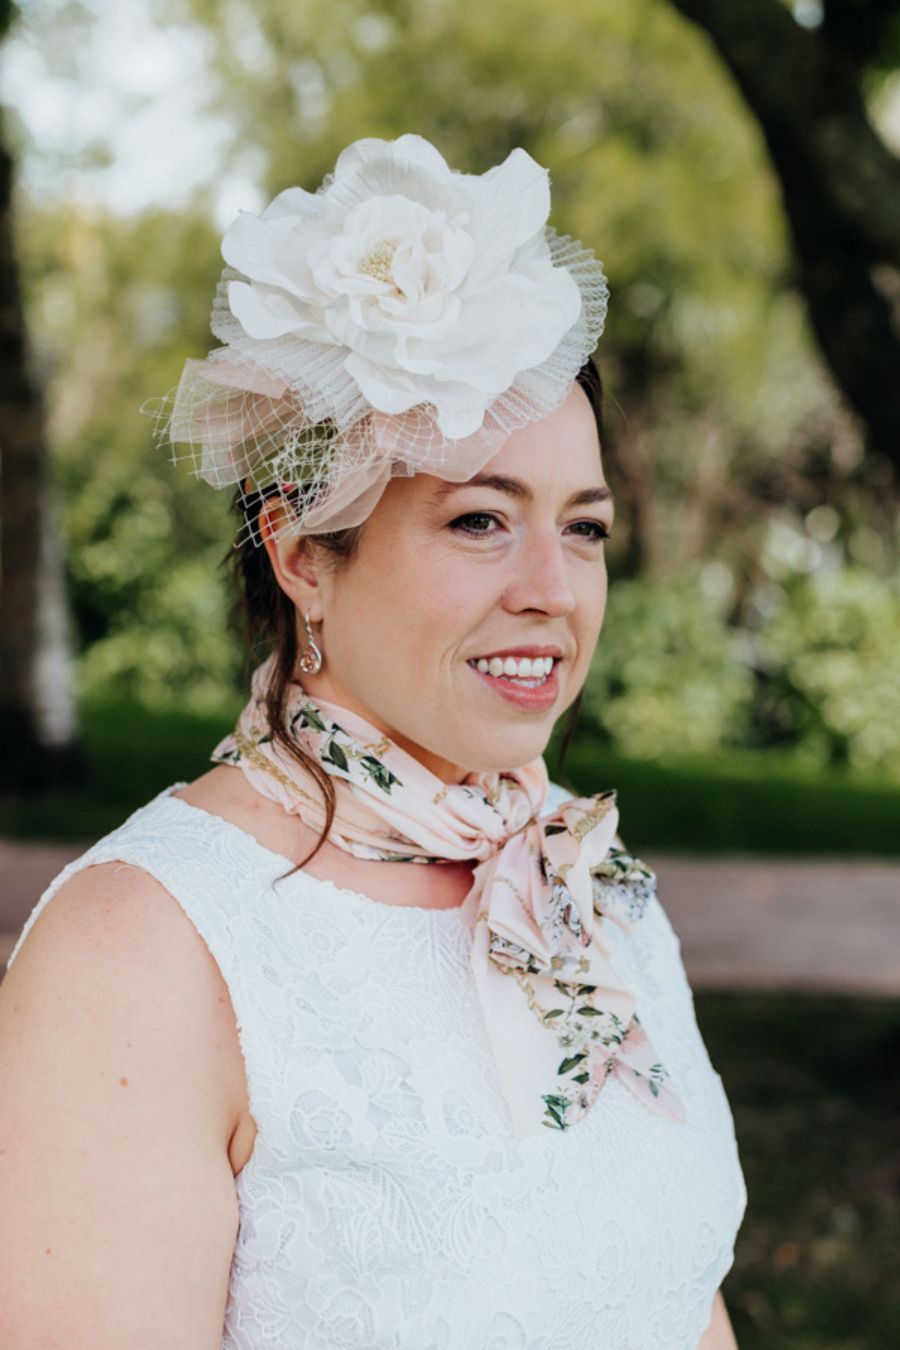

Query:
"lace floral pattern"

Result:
[[8, 783, 747, 1350]]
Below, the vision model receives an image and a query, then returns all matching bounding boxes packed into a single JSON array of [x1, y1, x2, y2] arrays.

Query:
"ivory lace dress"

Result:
[[8, 782, 747, 1350]]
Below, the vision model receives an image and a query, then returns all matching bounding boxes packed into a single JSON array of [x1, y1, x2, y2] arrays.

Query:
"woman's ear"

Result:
[[259, 501, 324, 623]]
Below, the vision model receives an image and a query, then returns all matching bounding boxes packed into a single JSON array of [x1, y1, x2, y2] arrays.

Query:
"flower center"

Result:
[[358, 240, 396, 283]]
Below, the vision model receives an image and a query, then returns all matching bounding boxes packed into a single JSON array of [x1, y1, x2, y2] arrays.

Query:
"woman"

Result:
[[0, 135, 745, 1347]]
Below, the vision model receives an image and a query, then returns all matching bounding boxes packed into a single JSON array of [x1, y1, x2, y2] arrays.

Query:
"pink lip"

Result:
[[468, 659, 561, 712]]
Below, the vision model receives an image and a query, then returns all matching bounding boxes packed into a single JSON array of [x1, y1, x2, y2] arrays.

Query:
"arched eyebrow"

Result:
[[433, 472, 614, 508]]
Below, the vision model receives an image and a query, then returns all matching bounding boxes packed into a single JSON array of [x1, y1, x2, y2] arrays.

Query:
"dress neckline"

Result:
[[160, 783, 468, 922]]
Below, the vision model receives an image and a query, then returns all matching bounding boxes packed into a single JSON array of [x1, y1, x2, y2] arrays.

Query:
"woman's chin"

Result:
[[373, 699, 558, 781], [450, 726, 554, 777]]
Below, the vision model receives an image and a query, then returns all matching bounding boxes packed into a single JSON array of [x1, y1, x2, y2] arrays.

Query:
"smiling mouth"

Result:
[[467, 655, 557, 688]]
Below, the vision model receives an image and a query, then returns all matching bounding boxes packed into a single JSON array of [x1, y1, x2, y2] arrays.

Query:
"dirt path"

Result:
[[2, 838, 898, 993]]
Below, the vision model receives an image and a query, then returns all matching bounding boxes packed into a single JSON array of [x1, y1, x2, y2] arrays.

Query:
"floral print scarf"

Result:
[[212, 657, 684, 1136]]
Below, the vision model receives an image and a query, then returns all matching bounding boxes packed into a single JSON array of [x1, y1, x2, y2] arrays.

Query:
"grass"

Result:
[[2, 699, 900, 853], [696, 993, 900, 1349]]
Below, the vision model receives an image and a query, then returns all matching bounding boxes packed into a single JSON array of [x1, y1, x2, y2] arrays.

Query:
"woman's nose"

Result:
[[502, 532, 577, 617]]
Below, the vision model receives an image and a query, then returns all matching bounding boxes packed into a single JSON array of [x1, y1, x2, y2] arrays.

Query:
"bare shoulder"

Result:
[[0, 857, 248, 1150], [0, 861, 250, 1346]]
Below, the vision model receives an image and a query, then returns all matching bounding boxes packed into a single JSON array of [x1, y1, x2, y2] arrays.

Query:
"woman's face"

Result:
[[274, 382, 613, 781]]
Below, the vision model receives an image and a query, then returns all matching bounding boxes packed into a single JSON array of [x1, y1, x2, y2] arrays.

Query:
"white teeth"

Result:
[[472, 654, 557, 681]]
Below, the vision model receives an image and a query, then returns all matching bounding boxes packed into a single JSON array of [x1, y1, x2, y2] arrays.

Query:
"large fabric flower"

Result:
[[220, 136, 581, 439]]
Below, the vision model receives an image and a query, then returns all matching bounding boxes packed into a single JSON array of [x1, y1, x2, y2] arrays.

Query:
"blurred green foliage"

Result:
[[583, 575, 754, 758], [580, 562, 900, 780], [753, 566, 900, 777], [7, 0, 898, 763], [21, 204, 244, 712]]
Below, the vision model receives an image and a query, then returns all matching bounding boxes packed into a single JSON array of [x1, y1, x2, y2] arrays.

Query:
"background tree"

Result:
[[668, 0, 900, 488], [0, 0, 82, 788]]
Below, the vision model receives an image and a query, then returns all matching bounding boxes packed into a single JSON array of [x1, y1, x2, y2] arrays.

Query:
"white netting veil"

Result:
[[147, 136, 609, 547]]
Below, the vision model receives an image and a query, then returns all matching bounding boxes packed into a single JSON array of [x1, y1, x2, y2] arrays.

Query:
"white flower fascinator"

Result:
[[157, 134, 609, 544]]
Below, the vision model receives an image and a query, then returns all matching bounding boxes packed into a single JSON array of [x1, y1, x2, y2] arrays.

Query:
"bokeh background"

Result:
[[1, 1, 899, 1345]]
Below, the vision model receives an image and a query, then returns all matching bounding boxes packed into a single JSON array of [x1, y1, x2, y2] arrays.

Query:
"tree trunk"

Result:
[[0, 112, 84, 790], [666, 0, 900, 476]]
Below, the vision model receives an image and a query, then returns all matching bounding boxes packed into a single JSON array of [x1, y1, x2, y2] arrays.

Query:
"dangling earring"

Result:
[[298, 612, 323, 675]]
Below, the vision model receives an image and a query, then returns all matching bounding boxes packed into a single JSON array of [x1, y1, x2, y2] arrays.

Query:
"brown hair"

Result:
[[226, 357, 605, 866]]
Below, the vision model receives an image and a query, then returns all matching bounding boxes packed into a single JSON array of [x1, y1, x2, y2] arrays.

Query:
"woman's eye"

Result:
[[569, 520, 611, 542], [449, 511, 501, 536]]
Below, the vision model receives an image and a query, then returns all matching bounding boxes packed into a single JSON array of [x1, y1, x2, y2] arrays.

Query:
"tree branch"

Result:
[[667, 0, 900, 466]]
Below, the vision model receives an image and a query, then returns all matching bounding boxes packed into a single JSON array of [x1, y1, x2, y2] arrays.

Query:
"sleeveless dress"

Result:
[[7, 782, 747, 1349]]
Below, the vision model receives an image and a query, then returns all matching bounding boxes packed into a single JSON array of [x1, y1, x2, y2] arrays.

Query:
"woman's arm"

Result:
[[698, 1290, 739, 1349], [0, 862, 247, 1348]]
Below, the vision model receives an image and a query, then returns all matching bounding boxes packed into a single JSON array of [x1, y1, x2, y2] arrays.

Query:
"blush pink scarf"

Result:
[[212, 657, 684, 1136]]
